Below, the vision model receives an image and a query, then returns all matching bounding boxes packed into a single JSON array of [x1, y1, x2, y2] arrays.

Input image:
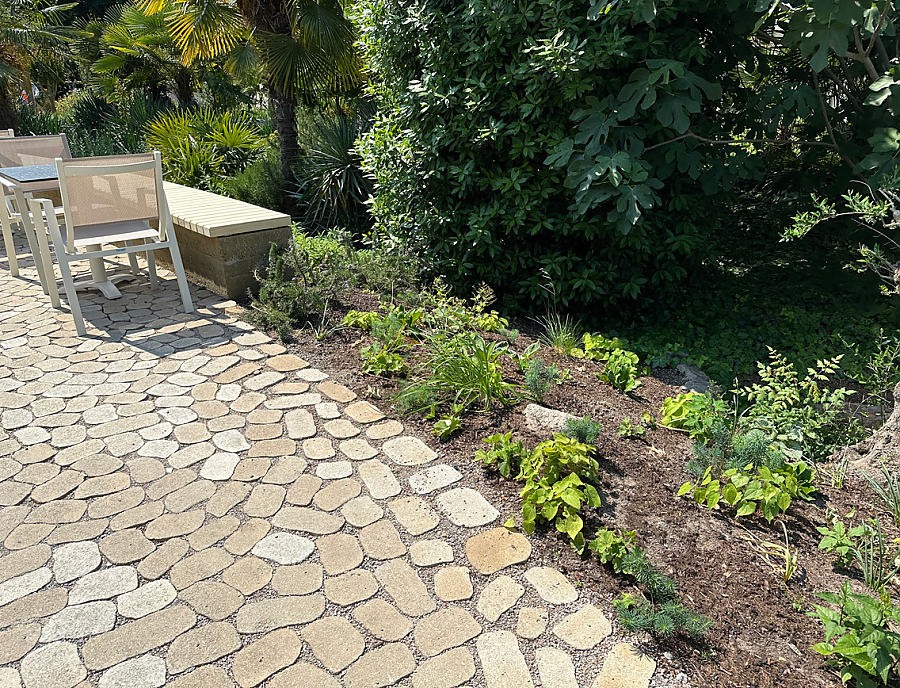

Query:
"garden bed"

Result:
[[266, 297, 896, 688]]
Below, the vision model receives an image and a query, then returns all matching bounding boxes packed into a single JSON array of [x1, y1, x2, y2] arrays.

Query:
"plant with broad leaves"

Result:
[[432, 415, 461, 441], [810, 582, 900, 687], [598, 349, 642, 393], [588, 527, 636, 572], [474, 432, 528, 479], [509, 342, 541, 373], [659, 392, 728, 441]]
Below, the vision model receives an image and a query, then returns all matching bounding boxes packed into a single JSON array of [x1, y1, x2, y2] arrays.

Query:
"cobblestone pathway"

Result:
[[0, 240, 659, 688]]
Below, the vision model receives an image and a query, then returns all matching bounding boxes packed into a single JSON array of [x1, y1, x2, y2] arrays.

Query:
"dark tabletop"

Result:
[[0, 164, 58, 184]]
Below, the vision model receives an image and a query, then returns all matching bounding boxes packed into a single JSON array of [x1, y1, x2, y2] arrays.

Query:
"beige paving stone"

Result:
[[231, 628, 302, 688], [516, 607, 548, 639], [0, 544, 50, 584], [383, 436, 436, 466], [224, 518, 270, 555], [324, 569, 379, 606], [437, 487, 499, 528], [434, 566, 473, 602], [344, 400, 384, 424], [207, 481, 251, 516], [271, 381, 310, 395], [375, 559, 436, 617], [590, 642, 656, 688], [266, 354, 308, 372], [338, 438, 378, 461], [168, 666, 234, 688], [244, 484, 286, 518], [317, 380, 356, 403], [20, 640, 86, 688], [324, 418, 359, 440], [214, 362, 260, 385], [315, 402, 340, 419], [315, 460, 352, 479], [208, 415, 245, 433], [352, 598, 412, 641], [0, 587, 67, 629], [100, 529, 156, 564], [477, 575, 525, 623], [261, 456, 306, 484], [316, 532, 363, 574], [251, 532, 314, 564], [221, 556, 271, 595], [409, 465, 462, 495], [264, 393, 321, 410], [248, 409, 282, 424], [270, 562, 322, 595], [389, 496, 440, 535], [88, 486, 146, 519], [5, 523, 53, 549], [360, 520, 407, 560], [81, 606, 197, 671], [69, 566, 137, 604], [342, 495, 383, 527], [169, 547, 233, 590], [302, 437, 334, 460], [169, 443, 215, 470], [145, 510, 206, 539], [296, 368, 327, 382], [358, 459, 401, 499], [273, 505, 344, 534], [146, 469, 196, 501], [536, 647, 578, 688], [247, 438, 295, 458], [465, 528, 532, 575], [412, 647, 476, 688], [313, 477, 361, 511], [45, 519, 108, 545], [125, 457, 166, 483], [174, 423, 212, 444], [166, 621, 241, 674], [116, 579, 177, 619], [476, 630, 534, 688], [188, 515, 240, 550], [137, 537, 189, 579], [552, 604, 612, 650], [15, 462, 58, 484], [284, 409, 315, 440], [285, 474, 322, 505], [39, 601, 117, 642], [178, 581, 244, 620], [25, 499, 86, 524], [409, 540, 454, 567], [110, 502, 165, 530], [302, 616, 365, 672], [193, 400, 229, 419], [73, 455, 123, 477], [97, 653, 166, 688], [343, 643, 416, 688], [524, 566, 578, 605], [414, 606, 481, 657], [236, 594, 325, 633], [268, 663, 339, 688], [0, 622, 41, 663], [231, 457, 270, 481]]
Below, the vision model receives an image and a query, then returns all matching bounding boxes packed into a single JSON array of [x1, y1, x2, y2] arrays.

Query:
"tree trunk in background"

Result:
[[0, 88, 19, 132], [269, 84, 299, 184], [846, 380, 900, 471]]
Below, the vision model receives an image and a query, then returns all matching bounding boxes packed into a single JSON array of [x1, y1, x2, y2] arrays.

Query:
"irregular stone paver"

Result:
[[525, 566, 579, 604], [591, 643, 657, 688], [477, 575, 525, 622], [231, 628, 302, 688], [343, 643, 416, 688], [553, 604, 613, 650], [476, 631, 535, 688], [465, 528, 532, 574], [0, 253, 639, 688]]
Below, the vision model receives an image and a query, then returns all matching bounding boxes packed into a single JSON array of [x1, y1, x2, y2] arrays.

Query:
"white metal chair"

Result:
[[28, 151, 194, 336], [0, 129, 14, 138], [0, 134, 70, 284]]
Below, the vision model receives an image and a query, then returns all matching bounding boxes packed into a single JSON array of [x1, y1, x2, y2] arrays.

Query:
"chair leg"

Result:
[[125, 240, 141, 275], [0, 208, 18, 277], [165, 239, 193, 313], [145, 239, 158, 289], [56, 254, 86, 336], [34, 218, 59, 309], [14, 189, 48, 294]]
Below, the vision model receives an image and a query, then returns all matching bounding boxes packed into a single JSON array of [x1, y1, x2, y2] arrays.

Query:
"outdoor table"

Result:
[[0, 163, 133, 299]]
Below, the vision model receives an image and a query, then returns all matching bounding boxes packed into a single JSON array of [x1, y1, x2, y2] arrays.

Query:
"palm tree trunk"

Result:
[[0, 86, 19, 131], [269, 83, 298, 184]]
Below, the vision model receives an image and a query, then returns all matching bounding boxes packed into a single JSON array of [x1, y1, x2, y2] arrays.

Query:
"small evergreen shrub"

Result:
[[524, 358, 559, 402], [563, 416, 602, 444]]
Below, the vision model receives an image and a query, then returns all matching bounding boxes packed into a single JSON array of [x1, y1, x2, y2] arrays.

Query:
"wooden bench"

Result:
[[155, 182, 292, 299]]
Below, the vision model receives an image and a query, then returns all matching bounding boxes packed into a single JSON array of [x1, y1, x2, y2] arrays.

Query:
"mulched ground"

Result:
[[265, 296, 895, 688]]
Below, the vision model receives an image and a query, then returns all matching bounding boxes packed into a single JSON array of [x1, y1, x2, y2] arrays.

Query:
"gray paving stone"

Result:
[[409, 540, 454, 567], [590, 642, 656, 688], [20, 641, 86, 688], [116, 579, 177, 618], [552, 604, 612, 650], [69, 566, 138, 604], [40, 601, 117, 641], [0, 567, 52, 607], [98, 654, 166, 688], [437, 487, 499, 527], [251, 532, 314, 565], [524, 566, 578, 605], [343, 643, 415, 688], [383, 436, 437, 466], [536, 647, 579, 688], [476, 631, 534, 688], [409, 464, 463, 494], [477, 575, 525, 622]]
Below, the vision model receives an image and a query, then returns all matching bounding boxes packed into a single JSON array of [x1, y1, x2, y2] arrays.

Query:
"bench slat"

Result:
[[163, 181, 290, 238]]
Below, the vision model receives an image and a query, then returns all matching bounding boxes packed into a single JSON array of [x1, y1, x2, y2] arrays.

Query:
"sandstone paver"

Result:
[[231, 628, 302, 688], [591, 643, 657, 688]]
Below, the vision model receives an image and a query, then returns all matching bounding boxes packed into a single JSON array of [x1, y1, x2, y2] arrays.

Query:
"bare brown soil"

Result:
[[275, 297, 895, 688]]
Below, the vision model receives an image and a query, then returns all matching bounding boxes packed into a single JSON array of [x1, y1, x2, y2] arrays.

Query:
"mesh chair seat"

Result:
[[70, 220, 159, 249]]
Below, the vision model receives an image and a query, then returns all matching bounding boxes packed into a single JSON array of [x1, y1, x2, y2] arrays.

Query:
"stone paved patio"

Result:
[[0, 239, 660, 688]]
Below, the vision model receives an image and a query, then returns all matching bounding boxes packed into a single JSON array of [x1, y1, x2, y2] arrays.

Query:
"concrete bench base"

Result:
[[156, 223, 291, 300]]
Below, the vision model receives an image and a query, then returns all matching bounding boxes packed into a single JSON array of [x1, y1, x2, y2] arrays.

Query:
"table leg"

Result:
[[87, 249, 122, 299]]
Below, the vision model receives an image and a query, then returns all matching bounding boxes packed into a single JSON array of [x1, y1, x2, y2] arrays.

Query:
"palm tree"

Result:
[[142, 0, 360, 183], [0, 0, 81, 129]]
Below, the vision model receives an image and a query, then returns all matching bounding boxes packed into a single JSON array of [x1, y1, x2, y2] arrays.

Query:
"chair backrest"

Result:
[[0, 129, 14, 138], [0, 134, 70, 168], [56, 152, 168, 251]]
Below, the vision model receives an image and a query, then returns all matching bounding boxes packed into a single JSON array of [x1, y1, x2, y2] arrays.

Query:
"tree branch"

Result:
[[865, 0, 893, 56], [823, 66, 863, 112], [642, 131, 838, 153], [812, 69, 858, 170]]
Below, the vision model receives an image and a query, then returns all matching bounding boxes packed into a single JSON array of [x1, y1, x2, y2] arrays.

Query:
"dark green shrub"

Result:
[[562, 416, 602, 444], [524, 358, 559, 403], [223, 149, 286, 212], [687, 421, 783, 477]]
